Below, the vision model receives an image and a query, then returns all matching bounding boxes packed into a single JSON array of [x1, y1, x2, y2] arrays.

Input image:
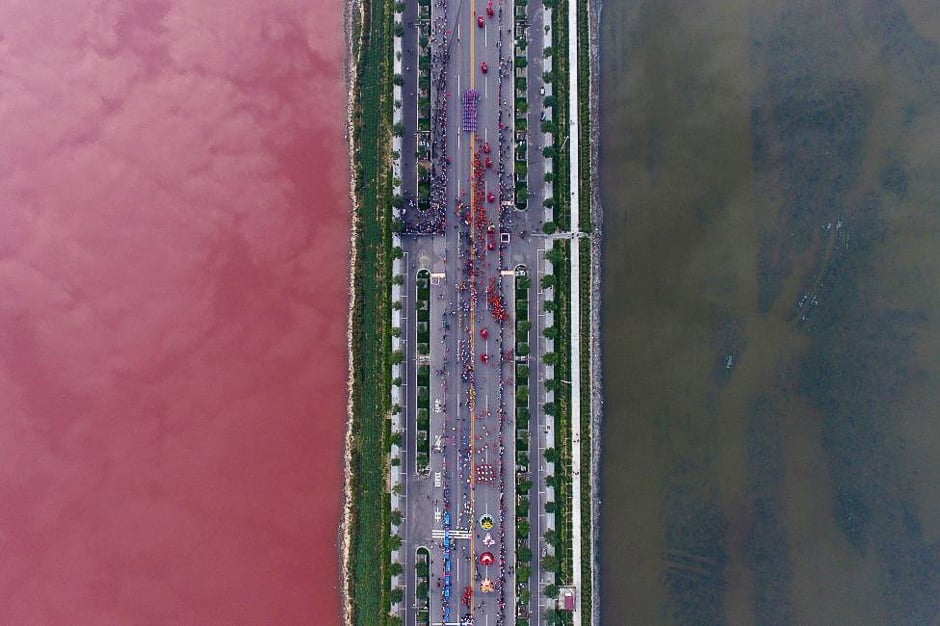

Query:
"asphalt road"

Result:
[[398, 0, 553, 624]]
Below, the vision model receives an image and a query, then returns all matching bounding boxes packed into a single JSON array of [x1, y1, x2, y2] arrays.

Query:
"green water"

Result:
[[598, 1, 940, 623]]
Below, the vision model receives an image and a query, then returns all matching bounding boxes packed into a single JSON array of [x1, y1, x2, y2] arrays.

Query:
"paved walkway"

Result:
[[566, 0, 583, 621]]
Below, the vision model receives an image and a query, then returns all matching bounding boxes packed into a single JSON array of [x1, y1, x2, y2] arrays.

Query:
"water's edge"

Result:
[[587, 0, 604, 624], [340, 0, 364, 623]]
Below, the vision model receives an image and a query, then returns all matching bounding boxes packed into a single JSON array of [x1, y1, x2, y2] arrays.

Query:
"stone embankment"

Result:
[[341, 0, 364, 624], [587, 1, 604, 625]]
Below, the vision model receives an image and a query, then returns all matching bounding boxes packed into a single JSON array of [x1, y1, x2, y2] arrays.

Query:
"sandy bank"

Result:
[[340, 0, 365, 624]]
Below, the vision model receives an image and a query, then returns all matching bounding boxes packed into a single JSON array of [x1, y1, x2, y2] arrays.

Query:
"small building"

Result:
[[557, 586, 577, 612]]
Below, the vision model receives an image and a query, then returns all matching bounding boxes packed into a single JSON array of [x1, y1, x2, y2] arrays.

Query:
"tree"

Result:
[[392, 195, 404, 209], [542, 145, 557, 159], [390, 587, 403, 604], [517, 519, 530, 536], [392, 274, 405, 285], [545, 474, 557, 488], [392, 299, 403, 310], [389, 534, 402, 551], [393, 122, 405, 137], [544, 171, 555, 183], [545, 247, 564, 265], [391, 327, 401, 338], [543, 197, 555, 209], [542, 351, 558, 366], [518, 546, 532, 561], [518, 479, 533, 494], [544, 378, 560, 392], [543, 46, 555, 58], [543, 298, 558, 313], [543, 401, 557, 416], [392, 73, 404, 86], [392, 246, 404, 259], [542, 220, 557, 235], [541, 274, 557, 289], [544, 529, 558, 546], [545, 447, 560, 463], [542, 554, 559, 571], [390, 561, 403, 576], [391, 431, 403, 447], [517, 320, 532, 335], [394, 22, 405, 37], [391, 350, 404, 364], [545, 500, 556, 513], [540, 120, 556, 134], [544, 583, 559, 599], [543, 325, 559, 340]]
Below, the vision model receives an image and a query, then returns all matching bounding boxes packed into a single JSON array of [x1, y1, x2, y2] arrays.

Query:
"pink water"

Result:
[[0, 1, 348, 622]]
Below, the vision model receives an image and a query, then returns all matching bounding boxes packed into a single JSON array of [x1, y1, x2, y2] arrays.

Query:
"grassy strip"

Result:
[[549, 0, 571, 231], [415, 547, 431, 626], [545, 240, 573, 625], [416, 271, 431, 473], [576, 0, 591, 233], [348, 0, 394, 623], [578, 241, 592, 620]]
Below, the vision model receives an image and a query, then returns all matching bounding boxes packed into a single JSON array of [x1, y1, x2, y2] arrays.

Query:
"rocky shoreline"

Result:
[[340, 0, 364, 624], [587, 0, 604, 624]]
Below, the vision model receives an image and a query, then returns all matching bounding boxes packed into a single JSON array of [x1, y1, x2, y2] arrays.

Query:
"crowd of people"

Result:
[[399, 1, 528, 624]]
